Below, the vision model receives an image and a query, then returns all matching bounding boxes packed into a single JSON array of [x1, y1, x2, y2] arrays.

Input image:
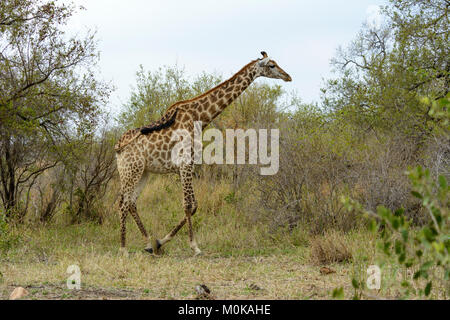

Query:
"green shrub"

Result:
[[340, 166, 449, 299], [0, 210, 20, 253]]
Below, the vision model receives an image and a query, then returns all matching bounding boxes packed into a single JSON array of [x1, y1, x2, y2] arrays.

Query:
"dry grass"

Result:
[[0, 180, 372, 301], [309, 231, 353, 266], [2, 174, 438, 300], [0, 249, 355, 300], [2, 218, 441, 299]]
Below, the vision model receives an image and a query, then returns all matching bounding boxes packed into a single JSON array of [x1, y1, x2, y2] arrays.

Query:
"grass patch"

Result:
[[0, 175, 428, 300], [0, 219, 396, 300], [309, 231, 353, 265]]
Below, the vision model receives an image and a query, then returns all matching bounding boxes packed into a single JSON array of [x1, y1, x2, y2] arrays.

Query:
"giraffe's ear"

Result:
[[260, 51, 268, 58], [258, 57, 270, 66]]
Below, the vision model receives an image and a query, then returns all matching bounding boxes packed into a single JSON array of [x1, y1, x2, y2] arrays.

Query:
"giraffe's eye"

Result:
[[269, 65, 275, 69]]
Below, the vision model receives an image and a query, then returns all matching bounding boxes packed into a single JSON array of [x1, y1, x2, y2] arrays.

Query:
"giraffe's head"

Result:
[[255, 51, 292, 82]]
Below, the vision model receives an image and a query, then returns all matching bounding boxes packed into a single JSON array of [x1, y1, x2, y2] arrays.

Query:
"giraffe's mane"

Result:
[[163, 59, 259, 114]]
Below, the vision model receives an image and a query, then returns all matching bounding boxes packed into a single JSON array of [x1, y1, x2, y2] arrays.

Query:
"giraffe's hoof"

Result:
[[193, 249, 203, 257], [145, 239, 162, 255]]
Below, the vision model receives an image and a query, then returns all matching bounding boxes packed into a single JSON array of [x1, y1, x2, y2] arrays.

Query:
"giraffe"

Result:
[[114, 51, 291, 256]]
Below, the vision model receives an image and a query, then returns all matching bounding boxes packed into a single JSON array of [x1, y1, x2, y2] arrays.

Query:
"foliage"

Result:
[[0, 0, 110, 219], [341, 166, 449, 299], [323, 0, 448, 143], [117, 65, 222, 129], [0, 208, 19, 253], [0, 0, 447, 279], [65, 123, 118, 224]]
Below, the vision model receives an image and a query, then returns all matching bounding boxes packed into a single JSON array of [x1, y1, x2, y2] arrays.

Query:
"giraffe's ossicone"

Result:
[[115, 51, 292, 256]]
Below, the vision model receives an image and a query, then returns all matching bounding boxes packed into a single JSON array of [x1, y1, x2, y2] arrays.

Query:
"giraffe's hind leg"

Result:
[[117, 160, 150, 249], [118, 194, 128, 248], [129, 200, 149, 241]]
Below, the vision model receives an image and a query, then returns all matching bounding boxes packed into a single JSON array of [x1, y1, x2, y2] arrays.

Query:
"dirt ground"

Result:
[[0, 253, 353, 300]]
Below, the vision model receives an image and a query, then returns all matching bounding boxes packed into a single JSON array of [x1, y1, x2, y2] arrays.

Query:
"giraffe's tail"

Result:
[[114, 109, 178, 153], [140, 109, 178, 135]]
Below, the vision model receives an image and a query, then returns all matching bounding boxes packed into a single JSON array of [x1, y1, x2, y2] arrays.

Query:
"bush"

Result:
[[310, 231, 352, 265], [341, 166, 449, 299], [66, 127, 118, 224], [0, 210, 20, 253]]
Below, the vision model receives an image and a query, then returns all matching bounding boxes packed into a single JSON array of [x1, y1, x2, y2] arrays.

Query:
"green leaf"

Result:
[[438, 175, 447, 190], [420, 261, 433, 271], [401, 229, 409, 242], [332, 287, 344, 299], [352, 294, 360, 300], [368, 219, 377, 233], [422, 227, 435, 242], [432, 242, 445, 253], [383, 241, 391, 255], [352, 278, 359, 289], [392, 218, 400, 230], [433, 209, 442, 226], [424, 282, 432, 296], [411, 191, 422, 199], [394, 208, 404, 217], [377, 206, 390, 218], [395, 240, 402, 255]]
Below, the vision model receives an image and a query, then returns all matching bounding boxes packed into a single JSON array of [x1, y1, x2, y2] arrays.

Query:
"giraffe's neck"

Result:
[[189, 61, 259, 127]]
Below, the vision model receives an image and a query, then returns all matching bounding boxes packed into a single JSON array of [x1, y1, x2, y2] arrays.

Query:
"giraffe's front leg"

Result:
[[146, 165, 200, 255], [181, 163, 202, 256]]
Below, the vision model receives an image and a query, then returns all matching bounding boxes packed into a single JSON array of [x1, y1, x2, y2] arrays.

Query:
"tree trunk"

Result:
[[0, 136, 17, 217]]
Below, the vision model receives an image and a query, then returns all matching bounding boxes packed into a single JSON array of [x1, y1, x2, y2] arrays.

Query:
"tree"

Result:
[[0, 0, 110, 219], [323, 0, 449, 144], [67, 121, 118, 224], [117, 65, 221, 129]]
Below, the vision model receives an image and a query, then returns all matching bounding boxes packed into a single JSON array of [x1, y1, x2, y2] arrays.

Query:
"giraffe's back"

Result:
[[116, 126, 181, 176], [114, 128, 140, 153], [115, 108, 179, 153]]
